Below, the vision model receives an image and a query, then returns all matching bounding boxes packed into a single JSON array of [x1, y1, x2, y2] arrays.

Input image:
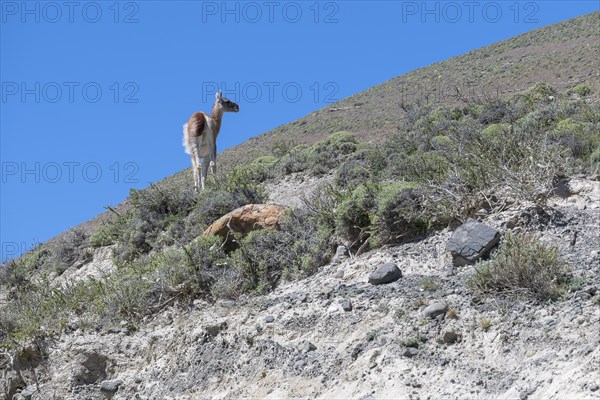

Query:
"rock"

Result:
[[403, 347, 419, 358], [335, 270, 345, 279], [100, 380, 123, 398], [205, 322, 227, 338], [574, 291, 591, 300], [265, 315, 275, 323], [368, 263, 402, 285], [341, 299, 353, 312], [298, 340, 317, 353], [203, 204, 288, 250], [519, 391, 528, 400], [422, 301, 448, 319], [219, 300, 236, 308], [20, 386, 36, 400], [296, 293, 308, 303], [351, 342, 366, 360], [321, 286, 335, 299], [332, 245, 349, 263], [590, 384, 600, 392], [446, 219, 500, 266], [442, 331, 459, 344]]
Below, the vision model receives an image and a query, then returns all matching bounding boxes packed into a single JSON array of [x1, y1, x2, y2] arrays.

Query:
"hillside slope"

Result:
[[48, 11, 600, 239], [2, 12, 600, 400]]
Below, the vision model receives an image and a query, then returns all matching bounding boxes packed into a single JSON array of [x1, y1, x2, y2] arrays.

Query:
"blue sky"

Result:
[[1, 1, 598, 260]]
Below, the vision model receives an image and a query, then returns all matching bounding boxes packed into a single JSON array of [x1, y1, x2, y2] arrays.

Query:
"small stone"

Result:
[[100, 380, 123, 398], [107, 327, 122, 334], [403, 347, 419, 358], [442, 331, 459, 344], [321, 286, 335, 299], [297, 293, 308, 303], [219, 300, 236, 308], [332, 245, 349, 263], [294, 360, 306, 369], [438, 357, 447, 366], [265, 315, 275, 323], [590, 384, 600, 392], [368, 263, 402, 285], [422, 301, 449, 319], [341, 299, 353, 312], [205, 322, 227, 337], [574, 291, 591, 300], [519, 392, 528, 400], [20, 386, 36, 400], [298, 340, 317, 353], [335, 270, 345, 279]]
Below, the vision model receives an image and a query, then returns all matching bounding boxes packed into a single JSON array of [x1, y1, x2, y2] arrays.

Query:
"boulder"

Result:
[[203, 204, 288, 250], [422, 301, 448, 319], [100, 379, 123, 398], [368, 263, 402, 285], [446, 219, 500, 266]]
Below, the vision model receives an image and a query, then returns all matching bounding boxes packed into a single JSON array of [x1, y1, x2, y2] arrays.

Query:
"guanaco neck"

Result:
[[211, 102, 224, 137]]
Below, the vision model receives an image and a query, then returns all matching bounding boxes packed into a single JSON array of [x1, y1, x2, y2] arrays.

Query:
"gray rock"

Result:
[[100, 380, 123, 398], [321, 286, 335, 299], [332, 245, 349, 263], [590, 384, 600, 392], [265, 315, 275, 323], [574, 291, 591, 300], [368, 263, 402, 285], [219, 300, 236, 308], [442, 331, 459, 344], [519, 392, 528, 400], [446, 219, 500, 266], [298, 340, 317, 353], [422, 301, 448, 319], [205, 322, 227, 338], [403, 347, 419, 358], [20, 386, 36, 400], [341, 299, 353, 312]]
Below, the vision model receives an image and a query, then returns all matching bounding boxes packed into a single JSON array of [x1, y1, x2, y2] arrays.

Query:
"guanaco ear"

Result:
[[215, 91, 223, 101]]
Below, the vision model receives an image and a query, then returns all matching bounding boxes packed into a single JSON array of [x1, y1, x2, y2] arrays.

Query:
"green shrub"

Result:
[[335, 158, 371, 189], [468, 234, 569, 301], [482, 123, 511, 139], [278, 144, 310, 174], [372, 183, 426, 246], [335, 185, 376, 247], [48, 228, 90, 275], [430, 134, 453, 149], [307, 131, 359, 175], [551, 118, 597, 158], [0, 245, 50, 292], [572, 84, 592, 97], [229, 156, 278, 183], [335, 144, 387, 188], [527, 82, 558, 102]]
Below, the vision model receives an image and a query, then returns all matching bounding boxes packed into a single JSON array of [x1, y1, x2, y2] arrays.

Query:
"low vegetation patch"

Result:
[[1, 82, 596, 345], [468, 233, 570, 301]]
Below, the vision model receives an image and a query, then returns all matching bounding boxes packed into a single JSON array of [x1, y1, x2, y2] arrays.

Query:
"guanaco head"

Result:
[[215, 91, 239, 112]]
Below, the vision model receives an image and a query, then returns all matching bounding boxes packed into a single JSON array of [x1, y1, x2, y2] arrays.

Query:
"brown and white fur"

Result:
[[183, 91, 239, 190]]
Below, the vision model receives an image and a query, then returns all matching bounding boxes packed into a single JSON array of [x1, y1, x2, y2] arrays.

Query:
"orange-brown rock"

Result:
[[202, 204, 288, 245]]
